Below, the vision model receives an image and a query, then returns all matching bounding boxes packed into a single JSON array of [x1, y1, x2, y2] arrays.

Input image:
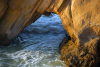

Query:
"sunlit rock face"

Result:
[[58, 0, 100, 67], [0, 0, 100, 67]]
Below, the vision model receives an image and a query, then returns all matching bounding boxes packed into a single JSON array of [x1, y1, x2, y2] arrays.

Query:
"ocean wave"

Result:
[[22, 13, 66, 34]]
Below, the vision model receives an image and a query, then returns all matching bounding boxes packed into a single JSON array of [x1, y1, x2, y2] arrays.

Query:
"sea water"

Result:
[[0, 13, 68, 67]]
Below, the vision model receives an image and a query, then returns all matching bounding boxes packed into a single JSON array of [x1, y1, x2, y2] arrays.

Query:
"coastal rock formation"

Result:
[[0, 0, 100, 67], [59, 35, 71, 52], [0, 0, 8, 19], [60, 40, 100, 67], [58, 0, 100, 66], [0, 0, 43, 45]]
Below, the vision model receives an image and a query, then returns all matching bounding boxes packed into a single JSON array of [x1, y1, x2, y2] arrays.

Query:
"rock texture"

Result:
[[0, 0, 45, 45], [0, 0, 100, 67], [57, 0, 100, 67], [59, 35, 71, 52], [0, 0, 8, 19]]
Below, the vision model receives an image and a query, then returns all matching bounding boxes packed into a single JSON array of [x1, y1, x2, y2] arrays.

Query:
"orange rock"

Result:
[[0, 0, 100, 66]]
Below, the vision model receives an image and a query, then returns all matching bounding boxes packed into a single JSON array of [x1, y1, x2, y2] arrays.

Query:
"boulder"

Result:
[[60, 40, 100, 67]]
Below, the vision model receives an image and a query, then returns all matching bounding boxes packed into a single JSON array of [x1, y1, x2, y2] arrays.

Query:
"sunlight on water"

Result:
[[0, 13, 67, 67]]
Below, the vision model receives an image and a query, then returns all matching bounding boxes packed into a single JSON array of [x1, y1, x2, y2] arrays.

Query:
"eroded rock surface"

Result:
[[60, 40, 100, 67], [0, 0, 100, 67], [0, 0, 8, 19], [0, 0, 44, 45], [58, 0, 100, 67]]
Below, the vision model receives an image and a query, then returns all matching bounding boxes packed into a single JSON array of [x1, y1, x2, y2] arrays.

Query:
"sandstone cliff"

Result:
[[0, 0, 100, 67]]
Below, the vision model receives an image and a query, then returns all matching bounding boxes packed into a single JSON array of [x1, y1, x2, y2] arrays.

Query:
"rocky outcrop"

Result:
[[0, 0, 8, 19], [60, 40, 100, 67], [58, 0, 100, 67], [0, 0, 100, 67], [0, 0, 44, 45], [0, 0, 56, 45], [59, 35, 71, 52]]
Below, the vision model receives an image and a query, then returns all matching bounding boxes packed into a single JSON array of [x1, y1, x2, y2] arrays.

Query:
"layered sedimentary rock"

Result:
[[0, 0, 100, 67]]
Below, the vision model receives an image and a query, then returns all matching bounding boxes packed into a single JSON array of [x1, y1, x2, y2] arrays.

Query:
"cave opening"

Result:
[[0, 13, 71, 67]]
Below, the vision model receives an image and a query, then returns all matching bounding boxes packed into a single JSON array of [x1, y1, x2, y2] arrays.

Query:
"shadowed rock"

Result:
[[0, 0, 8, 19], [0, 0, 100, 67], [59, 34, 71, 52], [60, 40, 100, 67]]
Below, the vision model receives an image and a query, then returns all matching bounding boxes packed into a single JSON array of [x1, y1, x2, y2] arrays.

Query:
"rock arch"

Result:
[[0, 0, 100, 66]]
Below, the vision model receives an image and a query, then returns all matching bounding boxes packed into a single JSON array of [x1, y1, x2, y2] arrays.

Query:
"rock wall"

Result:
[[0, 0, 8, 19], [57, 0, 100, 66], [0, 0, 54, 45], [0, 0, 43, 45], [0, 0, 100, 67]]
